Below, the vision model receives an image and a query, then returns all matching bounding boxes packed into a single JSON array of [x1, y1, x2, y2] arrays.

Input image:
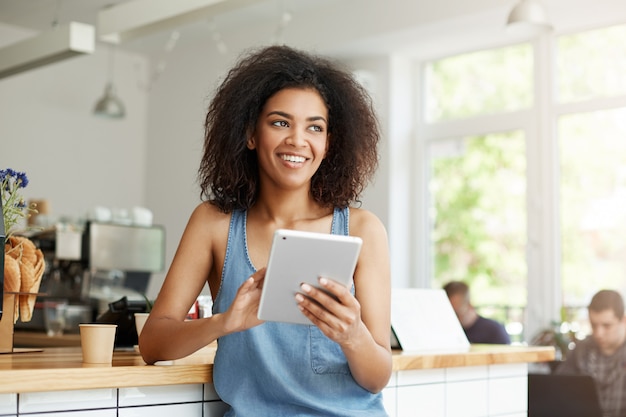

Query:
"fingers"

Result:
[[240, 268, 266, 292], [296, 277, 358, 326], [224, 269, 266, 333], [301, 277, 351, 306]]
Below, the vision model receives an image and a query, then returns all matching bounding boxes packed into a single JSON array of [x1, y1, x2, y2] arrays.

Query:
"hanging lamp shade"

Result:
[[506, 0, 553, 37], [93, 44, 125, 119], [93, 82, 125, 118]]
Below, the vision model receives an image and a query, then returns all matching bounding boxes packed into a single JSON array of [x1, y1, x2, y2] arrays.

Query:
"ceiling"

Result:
[[1, 0, 625, 61], [0, 0, 342, 56]]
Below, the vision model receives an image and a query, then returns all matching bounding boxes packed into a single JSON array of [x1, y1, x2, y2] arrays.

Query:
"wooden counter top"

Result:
[[0, 344, 217, 394], [0, 344, 554, 394], [391, 344, 554, 371]]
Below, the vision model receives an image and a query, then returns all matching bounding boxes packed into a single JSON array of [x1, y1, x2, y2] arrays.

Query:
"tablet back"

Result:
[[257, 229, 362, 325]]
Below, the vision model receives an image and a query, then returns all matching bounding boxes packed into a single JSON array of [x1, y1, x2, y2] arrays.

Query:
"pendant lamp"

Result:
[[506, 0, 553, 37], [93, 45, 125, 119]]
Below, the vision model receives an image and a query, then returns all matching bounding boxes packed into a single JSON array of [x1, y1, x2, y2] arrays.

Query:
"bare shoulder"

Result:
[[180, 202, 232, 252], [188, 202, 231, 230], [348, 207, 387, 240]]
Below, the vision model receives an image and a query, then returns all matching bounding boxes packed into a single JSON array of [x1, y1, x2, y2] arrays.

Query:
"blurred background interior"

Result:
[[1, 0, 625, 351]]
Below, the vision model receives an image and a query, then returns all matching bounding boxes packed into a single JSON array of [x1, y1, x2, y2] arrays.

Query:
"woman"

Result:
[[139, 45, 391, 416]]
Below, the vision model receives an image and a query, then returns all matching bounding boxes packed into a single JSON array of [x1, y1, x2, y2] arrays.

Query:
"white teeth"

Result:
[[281, 155, 306, 163]]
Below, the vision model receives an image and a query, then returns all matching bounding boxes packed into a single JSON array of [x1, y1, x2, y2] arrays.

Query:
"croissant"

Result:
[[3, 236, 46, 323], [7, 236, 37, 266]]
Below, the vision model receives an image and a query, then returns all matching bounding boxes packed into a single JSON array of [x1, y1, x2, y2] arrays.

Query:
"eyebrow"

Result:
[[267, 110, 327, 124]]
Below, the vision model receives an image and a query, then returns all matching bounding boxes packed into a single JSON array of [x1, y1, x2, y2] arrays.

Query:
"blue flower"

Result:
[[1, 168, 36, 240]]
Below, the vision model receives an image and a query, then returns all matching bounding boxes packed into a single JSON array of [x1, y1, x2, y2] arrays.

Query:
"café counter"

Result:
[[0, 343, 554, 417]]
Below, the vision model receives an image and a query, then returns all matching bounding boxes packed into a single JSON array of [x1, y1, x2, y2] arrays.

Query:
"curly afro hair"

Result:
[[198, 45, 380, 212]]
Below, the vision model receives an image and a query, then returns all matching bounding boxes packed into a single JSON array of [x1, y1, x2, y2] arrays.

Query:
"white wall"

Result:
[[0, 24, 149, 225]]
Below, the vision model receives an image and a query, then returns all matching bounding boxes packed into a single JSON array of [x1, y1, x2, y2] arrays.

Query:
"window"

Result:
[[556, 24, 626, 336], [429, 132, 527, 341], [418, 23, 626, 343], [423, 44, 532, 341], [559, 107, 626, 320], [557, 25, 626, 102], [425, 44, 532, 121]]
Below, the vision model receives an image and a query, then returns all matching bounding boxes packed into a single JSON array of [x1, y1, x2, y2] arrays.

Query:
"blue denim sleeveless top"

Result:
[[212, 207, 387, 417]]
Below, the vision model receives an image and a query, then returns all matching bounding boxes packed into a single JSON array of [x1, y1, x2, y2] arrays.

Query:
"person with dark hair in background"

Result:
[[139, 45, 391, 416], [443, 281, 510, 345], [555, 289, 626, 417]]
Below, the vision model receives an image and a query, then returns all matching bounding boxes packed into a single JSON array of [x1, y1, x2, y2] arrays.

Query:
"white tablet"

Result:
[[257, 229, 363, 325]]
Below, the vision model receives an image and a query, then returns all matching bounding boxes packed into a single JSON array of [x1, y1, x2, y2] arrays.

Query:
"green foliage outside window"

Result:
[[429, 132, 527, 310], [425, 44, 532, 122]]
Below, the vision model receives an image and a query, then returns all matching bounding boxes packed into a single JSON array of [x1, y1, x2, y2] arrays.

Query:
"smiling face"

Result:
[[247, 87, 329, 192]]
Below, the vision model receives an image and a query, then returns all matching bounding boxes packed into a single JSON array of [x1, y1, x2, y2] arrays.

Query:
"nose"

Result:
[[284, 128, 306, 147]]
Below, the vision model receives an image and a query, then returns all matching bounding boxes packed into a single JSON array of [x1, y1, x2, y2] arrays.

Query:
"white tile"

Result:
[[382, 386, 397, 417], [397, 368, 445, 386], [397, 383, 445, 417], [0, 393, 17, 415], [119, 402, 202, 417], [27, 410, 116, 417], [446, 380, 488, 417], [204, 400, 230, 417], [489, 363, 527, 378], [19, 389, 116, 413], [488, 376, 527, 415], [446, 365, 488, 381], [119, 384, 202, 406]]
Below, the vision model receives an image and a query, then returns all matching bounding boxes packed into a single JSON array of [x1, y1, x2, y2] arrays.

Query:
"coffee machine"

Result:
[[18, 221, 165, 333]]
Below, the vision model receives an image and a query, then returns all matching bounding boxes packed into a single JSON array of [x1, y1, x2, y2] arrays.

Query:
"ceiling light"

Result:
[[0, 22, 95, 80], [93, 83, 125, 119], [93, 46, 125, 119], [506, 0, 553, 37], [97, 0, 256, 44]]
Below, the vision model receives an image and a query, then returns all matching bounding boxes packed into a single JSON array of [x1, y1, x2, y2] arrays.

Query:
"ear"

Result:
[[246, 136, 256, 150]]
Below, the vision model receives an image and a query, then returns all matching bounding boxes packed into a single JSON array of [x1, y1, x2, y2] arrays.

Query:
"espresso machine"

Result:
[[18, 221, 165, 336]]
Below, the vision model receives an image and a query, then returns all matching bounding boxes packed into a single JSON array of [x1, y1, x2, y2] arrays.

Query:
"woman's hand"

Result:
[[222, 268, 266, 334], [295, 277, 365, 347]]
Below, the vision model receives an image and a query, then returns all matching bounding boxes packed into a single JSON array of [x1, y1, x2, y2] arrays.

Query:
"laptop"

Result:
[[390, 288, 469, 352], [528, 373, 604, 417]]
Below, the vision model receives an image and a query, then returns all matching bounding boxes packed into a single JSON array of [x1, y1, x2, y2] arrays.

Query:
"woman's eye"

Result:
[[272, 120, 289, 127], [309, 125, 324, 133]]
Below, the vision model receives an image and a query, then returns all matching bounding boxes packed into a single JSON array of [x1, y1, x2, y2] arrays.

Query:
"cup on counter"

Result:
[[79, 324, 117, 364], [43, 299, 68, 337], [134, 313, 150, 337]]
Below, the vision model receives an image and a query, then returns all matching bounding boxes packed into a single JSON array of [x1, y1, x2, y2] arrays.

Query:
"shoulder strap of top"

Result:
[[331, 206, 349, 236]]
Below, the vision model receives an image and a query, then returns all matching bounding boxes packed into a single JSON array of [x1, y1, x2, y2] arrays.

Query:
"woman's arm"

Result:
[[138, 203, 264, 364], [296, 209, 392, 393]]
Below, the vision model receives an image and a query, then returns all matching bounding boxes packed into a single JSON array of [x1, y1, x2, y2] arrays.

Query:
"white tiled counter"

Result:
[[0, 343, 553, 417], [383, 344, 554, 417]]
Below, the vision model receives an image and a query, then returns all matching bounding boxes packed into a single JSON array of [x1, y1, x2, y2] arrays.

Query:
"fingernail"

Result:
[[319, 277, 328, 285], [301, 283, 312, 293], [295, 294, 304, 302]]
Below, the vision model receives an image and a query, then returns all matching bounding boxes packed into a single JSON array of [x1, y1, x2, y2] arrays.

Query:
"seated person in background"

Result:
[[555, 289, 626, 417], [443, 281, 511, 344]]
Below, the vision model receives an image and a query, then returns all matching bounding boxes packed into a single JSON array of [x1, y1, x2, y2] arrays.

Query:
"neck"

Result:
[[250, 191, 331, 230], [461, 309, 479, 328]]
